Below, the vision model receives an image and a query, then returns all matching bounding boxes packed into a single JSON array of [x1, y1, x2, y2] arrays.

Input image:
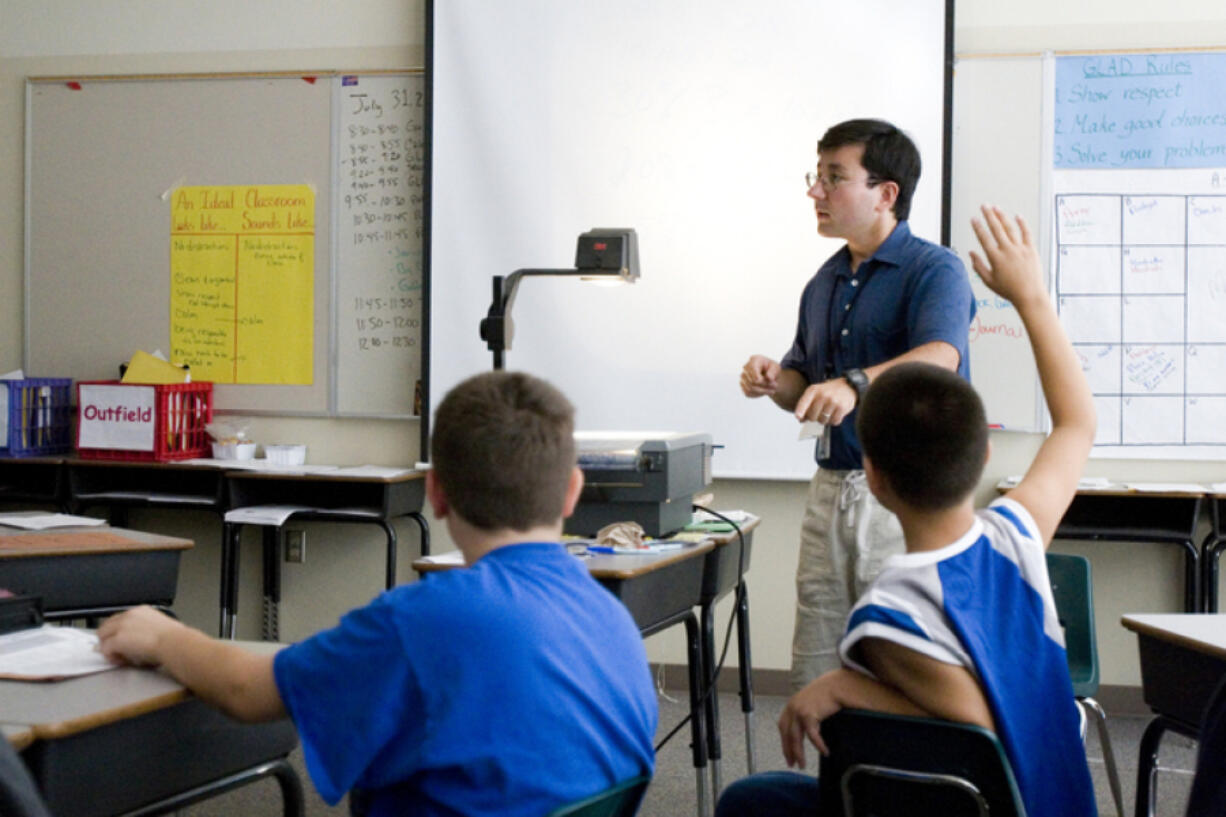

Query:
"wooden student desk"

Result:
[[0, 642, 302, 817], [1002, 482, 1206, 612], [221, 468, 428, 640], [1122, 613, 1226, 817], [0, 457, 430, 637], [0, 523, 191, 620]]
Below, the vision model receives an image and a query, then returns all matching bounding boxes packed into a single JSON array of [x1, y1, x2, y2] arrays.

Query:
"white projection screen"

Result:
[[428, 0, 951, 479]]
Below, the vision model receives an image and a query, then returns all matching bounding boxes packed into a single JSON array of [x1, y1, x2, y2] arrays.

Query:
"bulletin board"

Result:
[[24, 71, 423, 417]]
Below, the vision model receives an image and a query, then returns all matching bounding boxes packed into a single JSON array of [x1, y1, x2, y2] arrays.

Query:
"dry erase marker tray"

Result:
[[0, 377, 73, 458], [75, 381, 213, 462]]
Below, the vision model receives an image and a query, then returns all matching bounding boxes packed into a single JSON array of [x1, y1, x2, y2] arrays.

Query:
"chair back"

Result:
[[1046, 552, 1099, 698], [818, 709, 1025, 817], [545, 774, 651, 817]]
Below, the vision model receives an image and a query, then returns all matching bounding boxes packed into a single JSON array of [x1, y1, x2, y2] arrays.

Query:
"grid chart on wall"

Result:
[[1055, 193, 1226, 448]]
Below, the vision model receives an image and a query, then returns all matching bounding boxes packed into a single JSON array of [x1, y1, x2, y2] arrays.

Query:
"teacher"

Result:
[[739, 119, 975, 690]]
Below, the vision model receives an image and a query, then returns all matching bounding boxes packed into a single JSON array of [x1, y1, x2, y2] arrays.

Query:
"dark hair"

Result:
[[818, 119, 921, 221], [431, 371, 576, 531], [856, 363, 987, 511]]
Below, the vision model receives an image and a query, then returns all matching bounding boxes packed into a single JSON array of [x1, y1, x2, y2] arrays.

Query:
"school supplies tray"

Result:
[[0, 377, 73, 458], [76, 381, 213, 462]]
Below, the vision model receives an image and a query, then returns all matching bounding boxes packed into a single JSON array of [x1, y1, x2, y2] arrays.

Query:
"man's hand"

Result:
[[778, 670, 848, 768], [969, 205, 1045, 309], [794, 378, 856, 425], [740, 354, 781, 398], [97, 605, 184, 667]]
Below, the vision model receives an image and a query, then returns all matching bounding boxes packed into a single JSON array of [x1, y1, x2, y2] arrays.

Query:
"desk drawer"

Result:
[[598, 556, 705, 635], [0, 550, 181, 612], [1137, 633, 1226, 729], [22, 698, 297, 817]]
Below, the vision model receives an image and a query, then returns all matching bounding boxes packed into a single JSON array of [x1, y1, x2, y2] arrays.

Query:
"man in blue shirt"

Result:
[[740, 119, 975, 690], [98, 371, 658, 817]]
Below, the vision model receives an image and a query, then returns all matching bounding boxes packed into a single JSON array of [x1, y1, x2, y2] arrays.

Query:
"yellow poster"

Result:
[[170, 185, 314, 384]]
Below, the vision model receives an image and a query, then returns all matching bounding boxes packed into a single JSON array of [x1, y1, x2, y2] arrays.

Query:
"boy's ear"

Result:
[[425, 470, 449, 519], [863, 454, 885, 497], [560, 466, 585, 519]]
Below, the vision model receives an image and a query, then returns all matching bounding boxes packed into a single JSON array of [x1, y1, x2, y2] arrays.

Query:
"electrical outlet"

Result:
[[285, 529, 306, 563]]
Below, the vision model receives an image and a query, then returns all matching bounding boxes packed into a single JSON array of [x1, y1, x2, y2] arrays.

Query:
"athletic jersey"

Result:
[[839, 498, 1097, 817]]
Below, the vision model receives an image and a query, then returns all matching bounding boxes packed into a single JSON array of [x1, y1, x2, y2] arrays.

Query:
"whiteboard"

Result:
[[24, 71, 423, 417], [428, 0, 950, 479], [950, 55, 1046, 431]]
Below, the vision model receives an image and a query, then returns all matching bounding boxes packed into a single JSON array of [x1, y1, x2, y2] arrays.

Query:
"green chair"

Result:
[[545, 774, 651, 817], [1047, 552, 1125, 817], [818, 709, 1025, 816]]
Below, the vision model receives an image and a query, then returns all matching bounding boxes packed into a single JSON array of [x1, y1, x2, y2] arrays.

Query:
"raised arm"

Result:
[[969, 205, 1096, 545]]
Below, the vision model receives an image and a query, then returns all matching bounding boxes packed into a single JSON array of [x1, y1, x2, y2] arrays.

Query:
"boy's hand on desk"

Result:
[[97, 605, 183, 667]]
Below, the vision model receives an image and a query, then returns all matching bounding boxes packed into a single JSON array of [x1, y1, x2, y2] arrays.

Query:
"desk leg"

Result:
[[700, 602, 722, 801], [262, 527, 282, 641], [683, 612, 710, 817], [377, 520, 398, 590], [735, 583, 756, 774], [220, 523, 241, 639], [408, 511, 430, 557], [1135, 715, 1180, 817], [1181, 540, 1201, 613], [1203, 534, 1225, 613]]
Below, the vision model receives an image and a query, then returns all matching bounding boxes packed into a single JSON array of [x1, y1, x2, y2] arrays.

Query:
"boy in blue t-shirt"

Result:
[[717, 206, 1099, 817], [99, 371, 658, 817]]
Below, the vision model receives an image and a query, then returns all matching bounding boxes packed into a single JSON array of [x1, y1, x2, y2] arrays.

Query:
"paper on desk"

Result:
[[0, 513, 107, 531], [996, 476, 1112, 490], [0, 626, 116, 681], [332, 465, 414, 478], [1124, 482, 1208, 494], [224, 505, 309, 525]]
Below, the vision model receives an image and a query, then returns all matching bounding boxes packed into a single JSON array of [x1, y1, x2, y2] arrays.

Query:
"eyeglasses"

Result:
[[804, 170, 881, 193]]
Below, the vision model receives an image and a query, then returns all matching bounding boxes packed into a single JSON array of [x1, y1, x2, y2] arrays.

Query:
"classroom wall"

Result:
[[4, 0, 1226, 694]]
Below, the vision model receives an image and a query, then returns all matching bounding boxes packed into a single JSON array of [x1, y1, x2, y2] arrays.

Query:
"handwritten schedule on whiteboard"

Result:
[[334, 73, 424, 415]]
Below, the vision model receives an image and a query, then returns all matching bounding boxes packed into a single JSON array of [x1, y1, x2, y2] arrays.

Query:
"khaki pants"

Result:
[[789, 468, 904, 691]]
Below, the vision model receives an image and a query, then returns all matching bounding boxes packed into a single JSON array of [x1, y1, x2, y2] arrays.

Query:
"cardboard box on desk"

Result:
[[76, 381, 214, 462]]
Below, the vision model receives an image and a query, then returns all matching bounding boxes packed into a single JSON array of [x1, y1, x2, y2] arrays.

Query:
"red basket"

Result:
[[1, 377, 73, 457], [76, 381, 213, 461]]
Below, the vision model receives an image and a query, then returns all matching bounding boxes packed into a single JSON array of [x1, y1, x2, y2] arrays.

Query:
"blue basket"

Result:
[[1, 378, 73, 457]]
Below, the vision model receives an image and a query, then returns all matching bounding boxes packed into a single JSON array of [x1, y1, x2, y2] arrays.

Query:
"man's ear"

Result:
[[560, 466, 585, 519], [425, 470, 449, 519], [875, 180, 899, 214]]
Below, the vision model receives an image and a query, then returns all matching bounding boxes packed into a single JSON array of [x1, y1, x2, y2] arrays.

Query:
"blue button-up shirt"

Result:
[[781, 221, 976, 469]]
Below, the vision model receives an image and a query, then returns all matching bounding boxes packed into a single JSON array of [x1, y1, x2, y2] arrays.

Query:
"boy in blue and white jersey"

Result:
[[717, 206, 1099, 817]]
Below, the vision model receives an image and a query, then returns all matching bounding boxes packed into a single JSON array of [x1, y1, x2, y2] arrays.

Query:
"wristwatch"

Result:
[[843, 368, 870, 403]]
